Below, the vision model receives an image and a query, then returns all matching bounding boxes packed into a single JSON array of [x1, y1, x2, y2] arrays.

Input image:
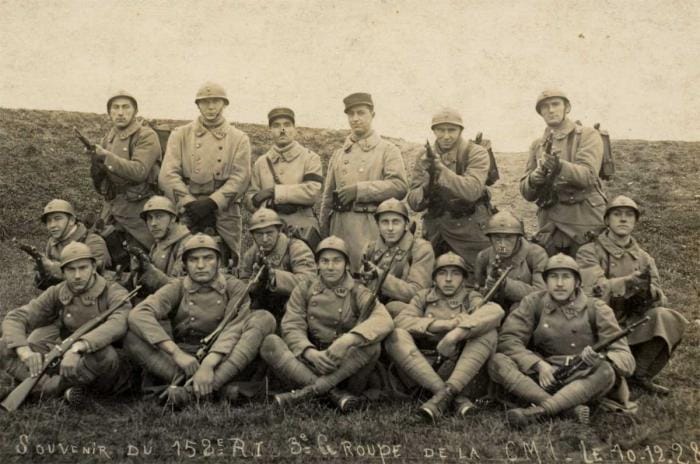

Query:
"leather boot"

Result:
[[219, 384, 241, 403], [418, 385, 457, 423], [327, 388, 362, 413], [164, 386, 194, 409], [274, 385, 316, 408], [506, 405, 547, 428], [64, 387, 87, 407], [562, 405, 590, 425], [454, 396, 475, 418], [630, 376, 671, 396]]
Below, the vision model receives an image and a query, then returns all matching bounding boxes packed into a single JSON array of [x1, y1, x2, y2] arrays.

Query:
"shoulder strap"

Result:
[[98, 284, 110, 313], [455, 140, 472, 175], [586, 298, 598, 337], [567, 123, 583, 162]]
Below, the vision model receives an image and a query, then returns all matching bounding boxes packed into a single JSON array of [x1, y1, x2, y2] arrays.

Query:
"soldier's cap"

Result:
[[430, 108, 464, 129], [605, 195, 641, 219], [543, 253, 581, 281], [140, 195, 177, 220], [374, 198, 410, 222], [343, 92, 374, 113], [195, 82, 229, 105], [433, 252, 469, 278], [315, 236, 350, 263], [107, 90, 138, 112], [484, 211, 525, 236], [181, 233, 221, 261], [42, 199, 76, 222], [249, 208, 284, 231], [535, 89, 570, 114], [268, 107, 295, 126], [60, 242, 96, 268]]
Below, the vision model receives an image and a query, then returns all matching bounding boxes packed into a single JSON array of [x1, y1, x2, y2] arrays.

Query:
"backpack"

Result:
[[571, 122, 615, 181], [457, 132, 500, 186]]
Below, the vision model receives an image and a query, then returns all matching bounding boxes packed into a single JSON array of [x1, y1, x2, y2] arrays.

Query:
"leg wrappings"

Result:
[[541, 361, 616, 415], [384, 329, 444, 393], [488, 353, 551, 404], [447, 331, 496, 392]]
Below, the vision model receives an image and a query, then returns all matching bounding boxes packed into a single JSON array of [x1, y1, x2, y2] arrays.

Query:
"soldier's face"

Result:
[[186, 249, 219, 284], [435, 266, 464, 296], [546, 269, 577, 302], [606, 208, 637, 238], [146, 211, 174, 240], [489, 234, 519, 257], [45, 212, 74, 239], [270, 117, 296, 147], [197, 98, 227, 121], [538, 98, 569, 126], [318, 250, 347, 286], [432, 124, 462, 151], [346, 106, 374, 138], [63, 258, 96, 294], [109, 98, 137, 129], [377, 212, 407, 246], [252, 225, 280, 253]]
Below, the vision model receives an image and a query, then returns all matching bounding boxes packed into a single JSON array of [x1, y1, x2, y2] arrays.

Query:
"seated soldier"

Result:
[[0, 243, 132, 404], [124, 234, 276, 406], [488, 254, 635, 428], [238, 208, 317, 325], [384, 252, 504, 421], [576, 195, 687, 395], [33, 199, 111, 289], [473, 211, 548, 314], [260, 236, 394, 412], [358, 198, 435, 317], [130, 195, 191, 292]]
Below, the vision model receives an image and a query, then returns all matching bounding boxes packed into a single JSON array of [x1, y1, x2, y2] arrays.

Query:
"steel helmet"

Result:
[[181, 233, 221, 262], [140, 195, 177, 221], [535, 89, 570, 114], [433, 252, 469, 278], [60, 242, 95, 268], [484, 211, 525, 236], [543, 253, 581, 281], [249, 208, 284, 231], [374, 198, 410, 222], [605, 195, 641, 219], [315, 236, 350, 263], [430, 108, 464, 129], [41, 199, 76, 223], [195, 82, 229, 105], [107, 90, 138, 112]]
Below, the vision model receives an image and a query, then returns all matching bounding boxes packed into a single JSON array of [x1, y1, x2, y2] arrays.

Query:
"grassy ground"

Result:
[[0, 108, 698, 463]]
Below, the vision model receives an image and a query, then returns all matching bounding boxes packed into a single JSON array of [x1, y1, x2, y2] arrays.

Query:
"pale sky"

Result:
[[1, 0, 697, 151]]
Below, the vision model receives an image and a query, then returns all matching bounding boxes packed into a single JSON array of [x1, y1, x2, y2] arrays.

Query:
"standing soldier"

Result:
[[520, 90, 607, 257], [384, 252, 504, 421], [238, 208, 317, 324], [0, 243, 133, 403], [32, 199, 111, 289], [358, 198, 435, 317], [159, 82, 251, 267], [319, 93, 408, 273], [91, 90, 161, 250], [245, 107, 323, 249], [488, 254, 635, 427], [473, 211, 548, 314], [576, 196, 687, 394], [406, 108, 493, 276], [130, 195, 191, 292], [260, 236, 394, 412], [125, 234, 276, 406]]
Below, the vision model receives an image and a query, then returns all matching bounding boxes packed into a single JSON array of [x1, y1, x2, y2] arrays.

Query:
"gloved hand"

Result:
[[542, 153, 560, 174], [335, 185, 358, 206], [623, 271, 647, 293], [252, 188, 274, 208], [93, 145, 109, 163], [529, 168, 547, 186], [184, 198, 218, 223]]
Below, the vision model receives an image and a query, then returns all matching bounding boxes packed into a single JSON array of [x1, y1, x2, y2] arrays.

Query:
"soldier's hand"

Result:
[[650, 285, 668, 306], [172, 350, 200, 377], [327, 333, 361, 362], [192, 365, 215, 397], [335, 185, 358, 206], [536, 360, 556, 389], [429, 318, 459, 334], [542, 153, 560, 174], [59, 351, 82, 382], [529, 168, 547, 186], [252, 188, 274, 208], [93, 145, 109, 163], [623, 271, 646, 293], [130, 254, 141, 273], [581, 345, 605, 368], [484, 274, 498, 290], [17, 347, 43, 377], [436, 328, 467, 359], [360, 261, 380, 282], [304, 349, 337, 375]]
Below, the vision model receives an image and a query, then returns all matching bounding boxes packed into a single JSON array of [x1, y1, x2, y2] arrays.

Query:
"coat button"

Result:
[[543, 323, 549, 328], [190, 316, 196, 321], [122, 147, 127, 151], [196, 143, 201, 148], [195, 169, 200, 173], [219, 146, 223, 150], [189, 301, 194, 305], [570, 342, 576, 347], [216, 300, 221, 304]]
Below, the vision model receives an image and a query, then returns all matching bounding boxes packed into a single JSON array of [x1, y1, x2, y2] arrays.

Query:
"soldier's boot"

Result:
[[631, 338, 671, 395], [64, 387, 87, 407], [260, 335, 318, 387], [274, 385, 316, 408], [165, 386, 194, 409], [123, 331, 180, 384], [562, 405, 591, 425], [540, 362, 615, 417], [313, 344, 379, 394], [454, 396, 476, 418], [419, 384, 458, 423], [327, 388, 362, 413], [219, 384, 240, 403], [506, 405, 547, 429], [488, 353, 551, 404], [384, 329, 444, 393]]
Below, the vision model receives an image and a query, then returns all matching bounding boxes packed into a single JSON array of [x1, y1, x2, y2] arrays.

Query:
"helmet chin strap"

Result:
[[59, 219, 77, 241]]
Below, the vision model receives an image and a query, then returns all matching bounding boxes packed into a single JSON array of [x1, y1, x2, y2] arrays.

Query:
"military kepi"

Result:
[[343, 92, 373, 113], [267, 107, 295, 126]]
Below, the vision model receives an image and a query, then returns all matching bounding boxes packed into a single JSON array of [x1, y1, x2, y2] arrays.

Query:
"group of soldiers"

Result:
[[0, 84, 688, 428]]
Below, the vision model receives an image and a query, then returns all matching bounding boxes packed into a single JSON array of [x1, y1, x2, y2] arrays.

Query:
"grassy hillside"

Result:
[[0, 107, 698, 463]]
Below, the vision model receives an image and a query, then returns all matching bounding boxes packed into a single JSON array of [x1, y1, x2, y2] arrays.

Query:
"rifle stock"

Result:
[[74, 127, 96, 152], [0, 286, 141, 412], [534, 133, 559, 209], [480, 265, 513, 307]]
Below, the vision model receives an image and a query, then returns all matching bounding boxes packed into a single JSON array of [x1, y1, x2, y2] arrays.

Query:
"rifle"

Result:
[[424, 140, 439, 196], [357, 248, 399, 322], [480, 265, 513, 307], [265, 157, 283, 186], [74, 127, 96, 152], [625, 265, 654, 316], [16, 241, 51, 285], [159, 265, 266, 400], [534, 132, 560, 209], [546, 315, 650, 393], [0, 286, 141, 412]]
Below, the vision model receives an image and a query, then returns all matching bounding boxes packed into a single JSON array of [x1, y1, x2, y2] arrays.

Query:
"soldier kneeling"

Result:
[[124, 234, 276, 407], [384, 252, 505, 422], [488, 254, 635, 428], [260, 236, 394, 412]]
